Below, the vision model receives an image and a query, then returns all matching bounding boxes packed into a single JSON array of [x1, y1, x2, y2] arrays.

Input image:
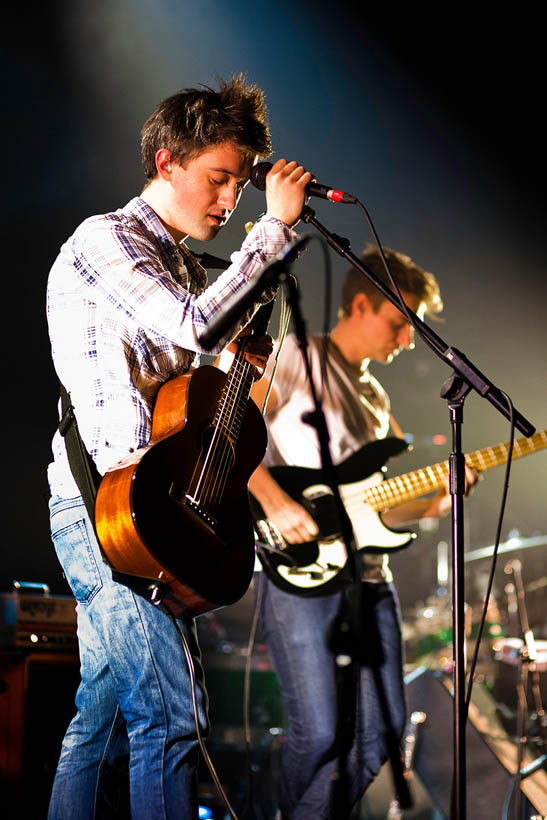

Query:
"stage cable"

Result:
[[465, 393, 515, 717], [240, 571, 267, 819], [170, 614, 241, 820]]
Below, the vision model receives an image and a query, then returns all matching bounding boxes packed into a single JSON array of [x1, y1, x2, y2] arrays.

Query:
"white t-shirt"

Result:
[[262, 333, 395, 582]]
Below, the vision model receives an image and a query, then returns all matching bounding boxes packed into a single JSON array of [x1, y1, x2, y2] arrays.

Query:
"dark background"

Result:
[[3, 2, 546, 629]]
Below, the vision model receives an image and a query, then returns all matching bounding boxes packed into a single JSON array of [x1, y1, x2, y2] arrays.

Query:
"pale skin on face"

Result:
[[140, 141, 253, 244], [329, 290, 421, 366], [140, 143, 312, 244], [140, 143, 312, 374]]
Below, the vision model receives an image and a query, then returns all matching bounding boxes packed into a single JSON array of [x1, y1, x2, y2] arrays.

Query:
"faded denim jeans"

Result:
[[257, 574, 406, 820], [48, 495, 208, 820]]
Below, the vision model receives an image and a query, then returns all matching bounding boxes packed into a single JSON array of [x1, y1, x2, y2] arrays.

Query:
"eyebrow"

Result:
[[208, 166, 250, 182]]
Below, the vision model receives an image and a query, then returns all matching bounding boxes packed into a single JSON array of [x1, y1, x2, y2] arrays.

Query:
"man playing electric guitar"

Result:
[[249, 245, 478, 820]]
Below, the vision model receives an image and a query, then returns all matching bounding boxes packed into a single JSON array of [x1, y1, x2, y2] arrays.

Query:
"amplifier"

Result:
[[0, 591, 77, 651]]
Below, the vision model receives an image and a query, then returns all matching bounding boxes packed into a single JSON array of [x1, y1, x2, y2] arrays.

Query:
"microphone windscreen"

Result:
[[250, 161, 273, 191]]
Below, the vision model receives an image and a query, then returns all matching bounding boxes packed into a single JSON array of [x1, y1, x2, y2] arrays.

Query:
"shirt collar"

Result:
[[122, 197, 208, 290], [122, 197, 177, 250]]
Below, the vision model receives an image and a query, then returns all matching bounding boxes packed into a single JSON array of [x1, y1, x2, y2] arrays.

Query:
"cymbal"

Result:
[[464, 533, 547, 563]]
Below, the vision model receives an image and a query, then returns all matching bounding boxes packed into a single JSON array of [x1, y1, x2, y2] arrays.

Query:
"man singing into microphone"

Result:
[[46, 75, 311, 819], [249, 246, 478, 819]]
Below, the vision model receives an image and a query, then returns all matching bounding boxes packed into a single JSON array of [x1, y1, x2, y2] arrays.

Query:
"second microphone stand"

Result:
[[300, 204, 535, 820], [278, 270, 412, 817]]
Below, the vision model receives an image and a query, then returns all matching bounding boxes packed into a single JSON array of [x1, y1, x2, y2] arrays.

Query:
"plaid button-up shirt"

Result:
[[47, 196, 295, 497]]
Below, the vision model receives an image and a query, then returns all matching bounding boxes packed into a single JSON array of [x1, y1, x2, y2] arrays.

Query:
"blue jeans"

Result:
[[48, 495, 208, 820], [257, 575, 406, 820]]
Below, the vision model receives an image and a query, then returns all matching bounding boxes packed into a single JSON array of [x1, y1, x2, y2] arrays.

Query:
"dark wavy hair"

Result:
[[140, 74, 272, 180], [340, 244, 443, 317]]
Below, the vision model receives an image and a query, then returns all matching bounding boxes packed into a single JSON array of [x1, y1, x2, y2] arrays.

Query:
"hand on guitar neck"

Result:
[[381, 462, 481, 527], [217, 327, 273, 379], [249, 450, 480, 545]]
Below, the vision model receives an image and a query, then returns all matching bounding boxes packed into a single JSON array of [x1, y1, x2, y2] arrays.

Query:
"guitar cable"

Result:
[[168, 248, 294, 819], [258, 282, 293, 414], [177, 243, 328, 817], [169, 613, 241, 820], [240, 570, 267, 819]]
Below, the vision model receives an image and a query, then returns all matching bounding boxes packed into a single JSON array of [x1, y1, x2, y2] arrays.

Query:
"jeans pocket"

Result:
[[51, 505, 103, 605]]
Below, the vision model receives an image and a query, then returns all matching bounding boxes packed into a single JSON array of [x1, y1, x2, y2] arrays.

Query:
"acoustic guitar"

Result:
[[95, 306, 272, 618]]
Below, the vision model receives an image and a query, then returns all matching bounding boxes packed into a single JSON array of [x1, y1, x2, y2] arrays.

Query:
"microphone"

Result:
[[197, 235, 310, 351], [250, 162, 357, 204]]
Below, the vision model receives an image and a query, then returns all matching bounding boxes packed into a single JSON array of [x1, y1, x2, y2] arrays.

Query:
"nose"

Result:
[[218, 181, 239, 212]]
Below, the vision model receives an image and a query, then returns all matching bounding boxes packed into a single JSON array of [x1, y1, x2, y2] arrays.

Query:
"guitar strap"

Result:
[[57, 382, 158, 595], [58, 381, 102, 532]]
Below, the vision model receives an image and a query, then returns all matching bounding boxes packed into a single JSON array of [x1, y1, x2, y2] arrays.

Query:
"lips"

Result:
[[208, 213, 224, 226]]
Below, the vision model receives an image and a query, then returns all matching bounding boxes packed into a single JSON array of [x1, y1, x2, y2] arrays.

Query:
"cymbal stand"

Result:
[[504, 560, 547, 819]]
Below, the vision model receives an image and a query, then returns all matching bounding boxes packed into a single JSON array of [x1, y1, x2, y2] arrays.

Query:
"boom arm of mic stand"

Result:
[[197, 262, 280, 352], [197, 234, 310, 352], [301, 205, 535, 437]]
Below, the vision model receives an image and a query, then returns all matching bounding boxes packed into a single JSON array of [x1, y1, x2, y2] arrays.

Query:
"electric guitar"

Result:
[[252, 429, 547, 596], [95, 307, 272, 618]]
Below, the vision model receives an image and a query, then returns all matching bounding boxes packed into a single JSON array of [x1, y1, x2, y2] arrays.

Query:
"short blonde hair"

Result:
[[340, 245, 443, 317]]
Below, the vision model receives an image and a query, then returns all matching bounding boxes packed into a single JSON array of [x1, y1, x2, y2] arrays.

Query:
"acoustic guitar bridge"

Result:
[[184, 495, 220, 533]]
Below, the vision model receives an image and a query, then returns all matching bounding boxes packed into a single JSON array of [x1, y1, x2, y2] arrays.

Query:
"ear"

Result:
[[155, 148, 173, 180], [351, 291, 372, 317]]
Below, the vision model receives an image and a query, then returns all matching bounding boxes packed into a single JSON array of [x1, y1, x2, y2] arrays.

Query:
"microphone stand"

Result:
[[280, 272, 412, 817], [300, 204, 536, 820], [198, 241, 411, 815]]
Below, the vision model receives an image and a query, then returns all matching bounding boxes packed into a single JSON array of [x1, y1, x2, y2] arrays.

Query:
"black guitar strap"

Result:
[[58, 381, 102, 531], [57, 382, 173, 599]]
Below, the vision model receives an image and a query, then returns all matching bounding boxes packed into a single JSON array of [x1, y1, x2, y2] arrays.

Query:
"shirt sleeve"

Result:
[[69, 214, 297, 354]]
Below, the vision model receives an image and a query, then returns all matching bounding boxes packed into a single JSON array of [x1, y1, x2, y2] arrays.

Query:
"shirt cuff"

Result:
[[239, 216, 299, 268]]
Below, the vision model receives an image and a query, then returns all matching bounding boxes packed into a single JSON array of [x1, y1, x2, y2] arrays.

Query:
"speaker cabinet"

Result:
[[0, 650, 80, 817]]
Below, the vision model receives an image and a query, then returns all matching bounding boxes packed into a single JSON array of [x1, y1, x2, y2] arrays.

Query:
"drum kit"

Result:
[[403, 534, 547, 766]]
